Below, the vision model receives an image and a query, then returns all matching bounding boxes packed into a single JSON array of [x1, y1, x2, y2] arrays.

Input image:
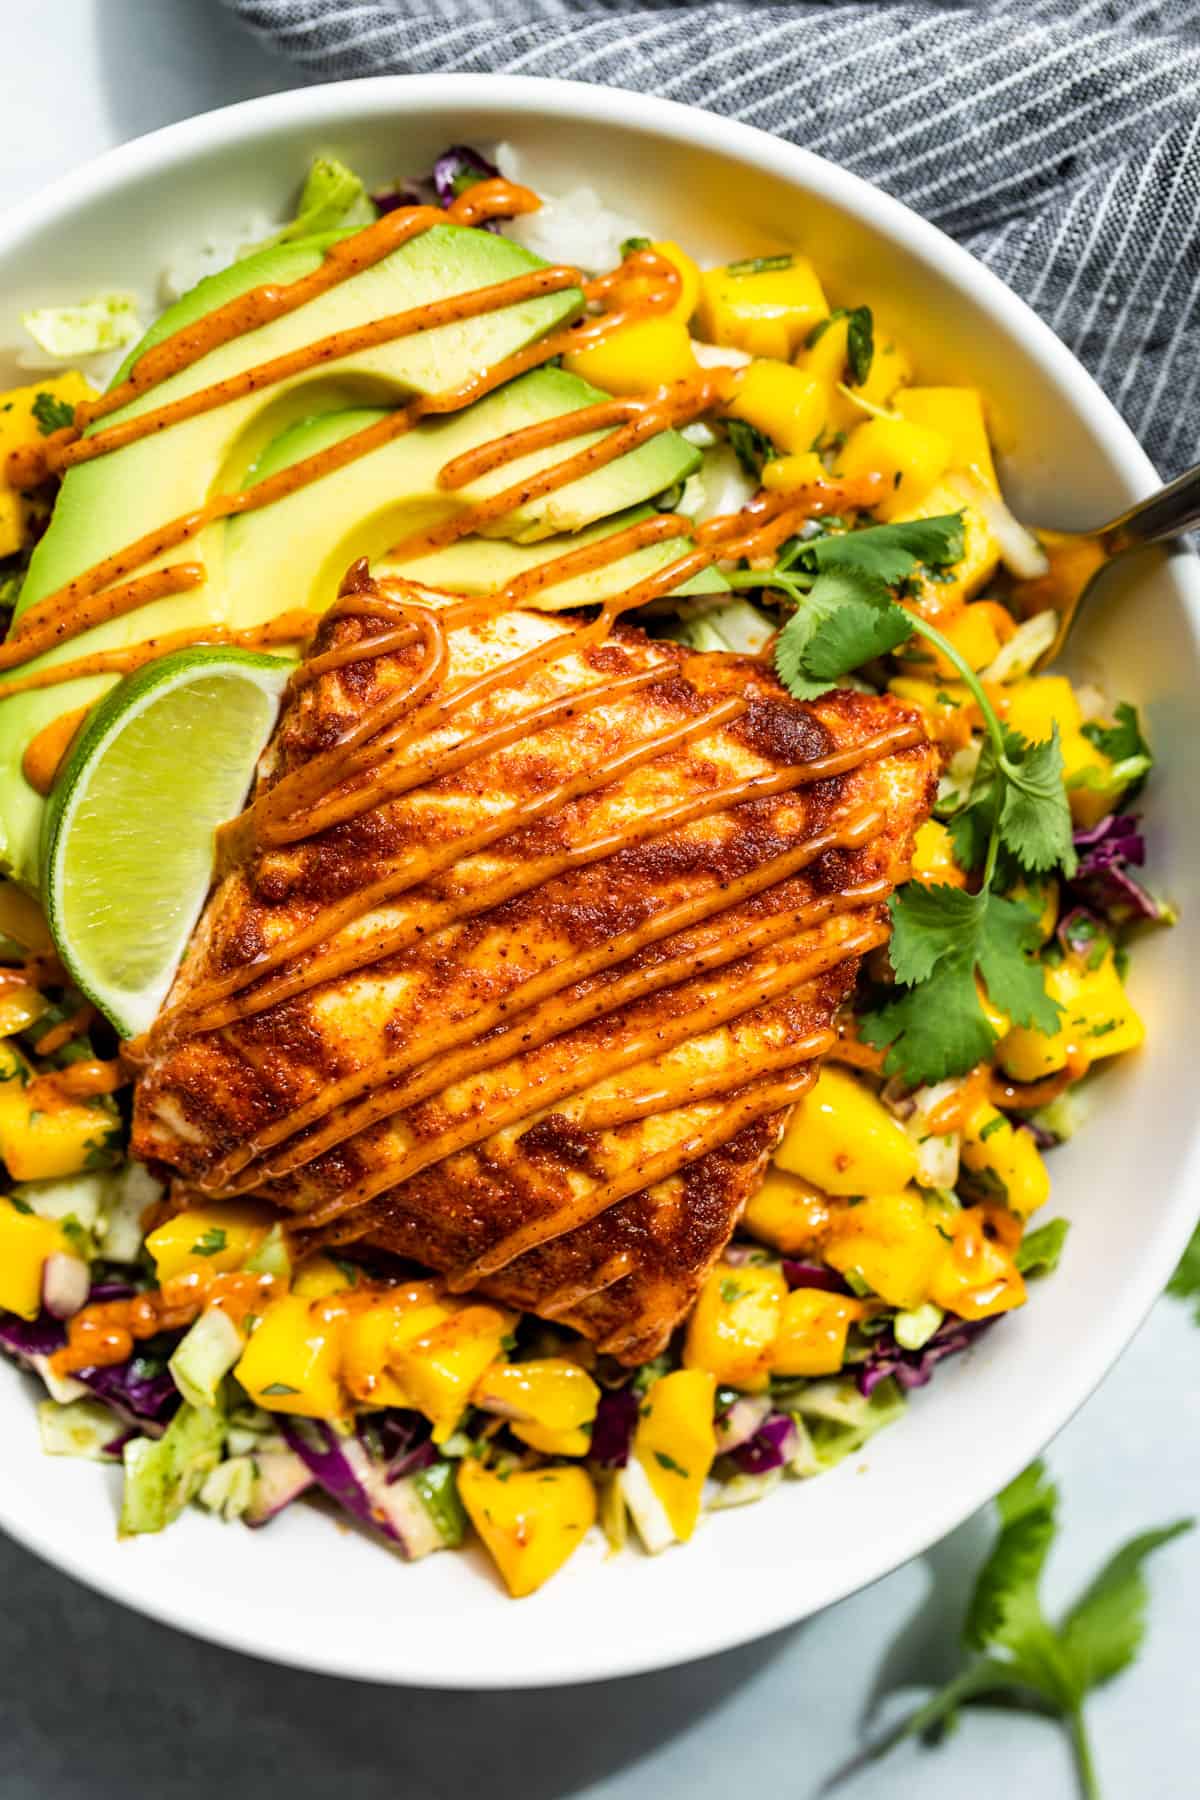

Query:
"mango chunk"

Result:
[[393, 1302, 516, 1443], [146, 1199, 274, 1283], [761, 451, 828, 492], [910, 819, 967, 889], [0, 1044, 117, 1183], [824, 1187, 948, 1310], [888, 472, 1001, 612], [960, 1102, 1050, 1218], [458, 1461, 596, 1598], [742, 1167, 832, 1255], [894, 387, 998, 490], [0, 1194, 68, 1320], [929, 1206, 1026, 1320], [683, 1261, 787, 1390], [775, 1066, 918, 1197], [235, 1293, 344, 1419], [838, 416, 952, 521], [473, 1356, 599, 1432], [633, 1369, 716, 1542], [564, 315, 698, 396], [726, 359, 827, 455], [696, 255, 828, 361], [772, 1287, 864, 1377], [998, 950, 1144, 1084]]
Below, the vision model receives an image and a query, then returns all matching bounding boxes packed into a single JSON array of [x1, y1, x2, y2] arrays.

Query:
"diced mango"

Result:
[[775, 1066, 918, 1197], [633, 1369, 716, 1542], [510, 1421, 593, 1457], [826, 338, 914, 436], [0, 985, 47, 1037], [911, 819, 966, 889], [998, 950, 1144, 1084], [234, 1293, 345, 1418], [771, 1287, 864, 1377], [0, 488, 27, 559], [394, 1302, 516, 1443], [0, 882, 53, 953], [339, 1299, 416, 1408], [146, 1199, 274, 1284], [683, 1261, 787, 1391], [291, 1254, 359, 1299], [929, 1206, 1026, 1320], [960, 1101, 1050, 1218], [901, 599, 1010, 680], [0, 1041, 117, 1184], [0, 1194, 68, 1320], [824, 1188, 948, 1310], [1004, 676, 1114, 826], [563, 314, 698, 396], [837, 416, 951, 521], [889, 473, 1001, 612], [458, 1461, 596, 1598], [894, 387, 998, 490], [696, 255, 828, 361], [473, 1357, 599, 1433], [761, 451, 828, 492], [742, 1167, 832, 1254], [0, 373, 96, 555], [725, 359, 828, 455], [0, 372, 94, 459]]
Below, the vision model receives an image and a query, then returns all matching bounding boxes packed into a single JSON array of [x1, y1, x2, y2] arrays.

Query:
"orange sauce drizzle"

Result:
[[2, 180, 924, 1301]]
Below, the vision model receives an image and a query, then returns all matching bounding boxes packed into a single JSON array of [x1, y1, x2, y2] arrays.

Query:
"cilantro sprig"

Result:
[[856, 1461, 1191, 1799], [1166, 1219, 1200, 1323], [763, 514, 1077, 1084]]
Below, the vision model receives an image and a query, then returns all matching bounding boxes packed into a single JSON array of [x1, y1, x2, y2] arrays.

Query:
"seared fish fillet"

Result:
[[133, 587, 936, 1361]]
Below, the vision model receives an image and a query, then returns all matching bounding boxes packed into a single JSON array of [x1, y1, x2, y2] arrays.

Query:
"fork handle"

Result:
[[1103, 460, 1200, 551]]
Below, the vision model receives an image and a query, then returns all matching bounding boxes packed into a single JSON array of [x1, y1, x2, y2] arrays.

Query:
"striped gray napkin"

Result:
[[223, 0, 1200, 478]]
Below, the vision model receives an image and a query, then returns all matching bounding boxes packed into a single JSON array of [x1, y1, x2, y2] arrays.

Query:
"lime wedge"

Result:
[[41, 648, 291, 1039]]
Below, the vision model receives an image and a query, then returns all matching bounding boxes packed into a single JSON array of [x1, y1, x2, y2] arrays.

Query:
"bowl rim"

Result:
[[1, 69, 1197, 1689]]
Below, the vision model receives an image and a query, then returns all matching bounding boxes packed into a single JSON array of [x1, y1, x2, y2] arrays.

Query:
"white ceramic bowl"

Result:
[[0, 74, 1196, 1689]]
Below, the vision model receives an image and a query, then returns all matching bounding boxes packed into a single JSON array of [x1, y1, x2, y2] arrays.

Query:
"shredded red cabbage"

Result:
[[432, 144, 500, 208], [77, 1355, 180, 1428], [589, 1386, 638, 1468], [729, 1412, 796, 1475], [857, 1315, 996, 1398], [1068, 814, 1162, 924], [356, 1408, 436, 1482]]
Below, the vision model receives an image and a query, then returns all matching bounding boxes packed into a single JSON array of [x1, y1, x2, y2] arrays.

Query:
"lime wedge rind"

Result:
[[41, 648, 291, 1039]]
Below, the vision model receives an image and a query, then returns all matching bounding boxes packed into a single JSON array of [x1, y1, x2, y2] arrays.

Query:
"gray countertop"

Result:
[[1, 7, 1196, 1794]]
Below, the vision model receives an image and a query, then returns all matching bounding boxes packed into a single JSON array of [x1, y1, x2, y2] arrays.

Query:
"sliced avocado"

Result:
[[223, 394, 707, 621], [1, 224, 587, 884]]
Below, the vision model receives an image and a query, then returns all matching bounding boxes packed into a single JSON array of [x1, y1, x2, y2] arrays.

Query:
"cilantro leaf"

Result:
[[31, 391, 76, 435], [859, 884, 1058, 1085], [951, 727, 1076, 878], [619, 234, 651, 257], [806, 513, 964, 585], [726, 418, 777, 478], [801, 585, 913, 681], [1166, 1219, 1200, 1322], [854, 1460, 1192, 1800], [1000, 729, 1078, 876], [1058, 1523, 1192, 1693], [1081, 700, 1151, 768], [806, 304, 875, 384], [191, 1226, 227, 1257], [1016, 1217, 1070, 1277]]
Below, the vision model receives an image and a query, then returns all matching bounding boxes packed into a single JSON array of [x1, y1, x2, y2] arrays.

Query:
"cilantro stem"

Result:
[[903, 612, 1008, 890], [726, 567, 813, 598], [1068, 1707, 1100, 1800]]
